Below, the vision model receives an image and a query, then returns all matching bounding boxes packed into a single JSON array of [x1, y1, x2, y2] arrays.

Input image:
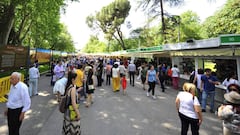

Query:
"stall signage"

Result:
[[220, 35, 240, 45]]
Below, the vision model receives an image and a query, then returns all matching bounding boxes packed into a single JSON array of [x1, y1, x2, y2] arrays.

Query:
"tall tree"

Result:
[[86, 0, 131, 50], [137, 0, 183, 43], [0, 0, 78, 49], [202, 0, 240, 38], [83, 36, 107, 53], [177, 11, 202, 41]]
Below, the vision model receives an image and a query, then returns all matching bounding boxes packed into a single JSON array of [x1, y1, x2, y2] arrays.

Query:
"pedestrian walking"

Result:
[[141, 63, 148, 90], [4, 72, 31, 135], [137, 65, 142, 80], [62, 72, 81, 135], [218, 90, 240, 135], [50, 60, 56, 86], [158, 64, 166, 92], [119, 61, 127, 77], [85, 68, 95, 107], [166, 66, 172, 85], [112, 63, 120, 92], [200, 68, 220, 113], [96, 60, 103, 87], [121, 74, 127, 95], [29, 63, 40, 97], [175, 82, 202, 135], [128, 61, 136, 87], [54, 60, 65, 80], [105, 62, 112, 85], [171, 64, 180, 90], [75, 64, 85, 101], [145, 65, 160, 99]]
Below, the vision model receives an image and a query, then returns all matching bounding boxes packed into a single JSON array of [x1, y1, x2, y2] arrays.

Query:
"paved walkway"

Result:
[[0, 75, 223, 135]]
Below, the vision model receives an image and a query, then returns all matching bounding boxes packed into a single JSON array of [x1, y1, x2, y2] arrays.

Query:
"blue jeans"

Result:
[[201, 90, 215, 110]]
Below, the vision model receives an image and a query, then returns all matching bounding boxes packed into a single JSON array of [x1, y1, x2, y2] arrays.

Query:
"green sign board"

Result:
[[127, 46, 163, 53], [220, 34, 240, 45], [127, 49, 137, 52]]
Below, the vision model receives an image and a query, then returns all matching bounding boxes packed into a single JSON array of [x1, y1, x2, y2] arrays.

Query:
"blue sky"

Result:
[[60, 0, 227, 50]]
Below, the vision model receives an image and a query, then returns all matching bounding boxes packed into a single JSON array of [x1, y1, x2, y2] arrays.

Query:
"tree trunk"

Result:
[[116, 27, 126, 50], [19, 20, 33, 45], [160, 0, 165, 43], [0, 3, 15, 46]]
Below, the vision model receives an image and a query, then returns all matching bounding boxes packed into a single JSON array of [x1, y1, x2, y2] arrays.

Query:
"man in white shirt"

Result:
[[29, 63, 40, 96], [4, 72, 31, 135]]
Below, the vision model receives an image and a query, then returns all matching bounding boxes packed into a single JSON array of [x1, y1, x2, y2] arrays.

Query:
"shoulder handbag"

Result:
[[59, 95, 68, 113], [88, 84, 95, 90], [59, 86, 72, 113]]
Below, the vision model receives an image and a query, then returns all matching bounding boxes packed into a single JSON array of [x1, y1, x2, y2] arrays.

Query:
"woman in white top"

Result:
[[175, 82, 203, 135], [171, 64, 180, 90], [53, 77, 67, 102], [112, 63, 120, 92], [119, 61, 126, 77], [222, 72, 240, 92]]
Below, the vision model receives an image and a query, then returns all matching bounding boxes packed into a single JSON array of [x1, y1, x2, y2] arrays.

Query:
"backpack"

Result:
[[59, 86, 72, 113]]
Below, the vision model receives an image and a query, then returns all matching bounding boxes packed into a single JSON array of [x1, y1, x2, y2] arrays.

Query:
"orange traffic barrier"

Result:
[[0, 74, 24, 102]]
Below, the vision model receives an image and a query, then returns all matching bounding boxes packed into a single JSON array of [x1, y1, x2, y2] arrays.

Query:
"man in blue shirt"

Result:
[[200, 68, 220, 113]]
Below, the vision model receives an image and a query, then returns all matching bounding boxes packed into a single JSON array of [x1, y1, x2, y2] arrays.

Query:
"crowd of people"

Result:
[[50, 56, 240, 135], [3, 55, 240, 135]]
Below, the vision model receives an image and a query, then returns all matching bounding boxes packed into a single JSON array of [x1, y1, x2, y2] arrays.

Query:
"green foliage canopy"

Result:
[[83, 36, 107, 53], [0, 0, 77, 52], [86, 0, 131, 50], [203, 0, 240, 38]]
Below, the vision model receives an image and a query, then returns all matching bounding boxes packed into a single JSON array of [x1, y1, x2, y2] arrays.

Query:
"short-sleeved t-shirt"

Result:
[[201, 75, 218, 91], [75, 69, 84, 87], [112, 67, 120, 78], [171, 67, 179, 77], [177, 91, 200, 119]]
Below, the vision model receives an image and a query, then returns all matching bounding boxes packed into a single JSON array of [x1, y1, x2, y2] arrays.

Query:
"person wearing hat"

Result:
[[222, 72, 240, 93], [218, 91, 240, 135], [227, 84, 240, 94]]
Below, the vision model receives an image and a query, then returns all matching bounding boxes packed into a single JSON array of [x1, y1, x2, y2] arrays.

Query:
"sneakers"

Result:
[[152, 95, 156, 99], [202, 109, 206, 112], [147, 92, 149, 97]]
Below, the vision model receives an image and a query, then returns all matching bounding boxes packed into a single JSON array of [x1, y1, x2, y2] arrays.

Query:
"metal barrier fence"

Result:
[[0, 74, 24, 102]]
